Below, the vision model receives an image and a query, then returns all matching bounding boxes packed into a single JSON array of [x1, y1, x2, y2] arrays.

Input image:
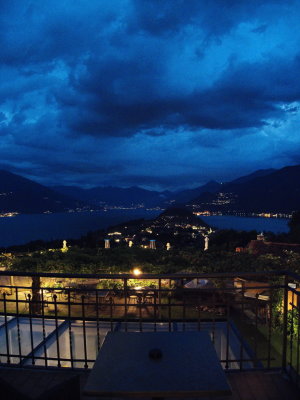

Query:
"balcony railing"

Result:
[[0, 270, 299, 386]]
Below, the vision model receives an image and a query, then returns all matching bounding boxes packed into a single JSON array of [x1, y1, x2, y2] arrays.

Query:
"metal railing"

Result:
[[0, 270, 299, 384]]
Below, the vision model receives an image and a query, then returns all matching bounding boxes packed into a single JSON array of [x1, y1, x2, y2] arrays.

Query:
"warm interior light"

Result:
[[133, 268, 141, 276]]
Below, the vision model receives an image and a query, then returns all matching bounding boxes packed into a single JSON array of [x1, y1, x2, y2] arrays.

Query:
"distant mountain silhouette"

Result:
[[53, 185, 170, 208], [230, 169, 276, 185], [190, 165, 300, 213], [54, 181, 222, 208], [2, 164, 299, 215], [172, 180, 221, 204], [0, 170, 84, 213]]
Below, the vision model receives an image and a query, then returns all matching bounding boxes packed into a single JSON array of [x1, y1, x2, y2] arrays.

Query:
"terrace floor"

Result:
[[0, 368, 299, 400]]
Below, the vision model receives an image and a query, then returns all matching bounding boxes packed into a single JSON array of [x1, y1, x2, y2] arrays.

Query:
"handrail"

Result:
[[0, 270, 288, 279], [283, 270, 300, 282], [0, 269, 299, 378]]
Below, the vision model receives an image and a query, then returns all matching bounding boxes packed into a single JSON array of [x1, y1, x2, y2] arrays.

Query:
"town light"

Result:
[[133, 268, 142, 276]]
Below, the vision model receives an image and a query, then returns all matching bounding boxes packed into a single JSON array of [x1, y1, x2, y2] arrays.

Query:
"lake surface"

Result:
[[0, 210, 160, 247], [0, 211, 290, 248], [201, 215, 289, 234]]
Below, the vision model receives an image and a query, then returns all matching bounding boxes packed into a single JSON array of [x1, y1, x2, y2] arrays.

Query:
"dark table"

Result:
[[84, 331, 232, 398]]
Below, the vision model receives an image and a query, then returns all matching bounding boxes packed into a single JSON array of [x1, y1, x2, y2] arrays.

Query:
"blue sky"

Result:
[[0, 0, 300, 190]]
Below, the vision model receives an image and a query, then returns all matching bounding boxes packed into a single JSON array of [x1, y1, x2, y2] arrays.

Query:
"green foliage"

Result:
[[127, 279, 157, 288], [285, 252, 300, 274], [288, 211, 300, 242], [97, 279, 123, 289], [7, 244, 300, 276], [287, 309, 299, 336], [210, 229, 257, 251]]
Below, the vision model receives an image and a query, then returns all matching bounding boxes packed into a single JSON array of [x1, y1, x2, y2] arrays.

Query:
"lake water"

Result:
[[0, 211, 290, 248], [0, 210, 160, 247], [201, 215, 289, 234]]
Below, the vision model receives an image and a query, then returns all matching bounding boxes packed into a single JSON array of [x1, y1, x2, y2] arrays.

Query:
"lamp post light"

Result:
[[133, 268, 142, 277]]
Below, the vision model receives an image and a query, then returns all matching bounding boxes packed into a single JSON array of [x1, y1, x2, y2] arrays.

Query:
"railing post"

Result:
[[41, 288, 48, 368], [158, 278, 161, 320], [53, 294, 61, 368], [282, 274, 289, 371], [81, 295, 88, 369], [3, 293, 11, 364], [124, 278, 128, 332], [15, 287, 22, 364], [68, 290, 74, 369]]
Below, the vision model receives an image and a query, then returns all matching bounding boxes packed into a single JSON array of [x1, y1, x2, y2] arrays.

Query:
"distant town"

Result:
[[0, 165, 300, 217]]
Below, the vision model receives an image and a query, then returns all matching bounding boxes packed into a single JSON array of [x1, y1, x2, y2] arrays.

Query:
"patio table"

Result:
[[83, 331, 232, 398]]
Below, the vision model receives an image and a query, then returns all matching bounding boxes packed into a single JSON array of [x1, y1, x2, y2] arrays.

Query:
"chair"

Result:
[[128, 290, 139, 304], [54, 289, 64, 300], [143, 291, 155, 304]]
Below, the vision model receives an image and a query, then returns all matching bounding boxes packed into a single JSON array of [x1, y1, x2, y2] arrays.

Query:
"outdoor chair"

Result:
[[128, 290, 139, 304], [53, 289, 64, 300], [143, 291, 155, 304]]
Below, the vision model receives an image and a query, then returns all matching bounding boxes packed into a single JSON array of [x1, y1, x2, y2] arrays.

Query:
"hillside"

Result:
[[0, 170, 85, 214], [105, 207, 210, 249], [230, 169, 276, 185], [157, 207, 208, 226], [190, 165, 300, 213], [53, 185, 170, 208], [3, 164, 300, 215], [172, 181, 221, 204]]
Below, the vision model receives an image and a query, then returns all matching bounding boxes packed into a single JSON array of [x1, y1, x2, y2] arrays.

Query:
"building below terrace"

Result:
[[236, 232, 300, 255]]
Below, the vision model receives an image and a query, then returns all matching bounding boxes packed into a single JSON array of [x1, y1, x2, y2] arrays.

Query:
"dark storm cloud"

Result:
[[251, 24, 268, 34], [0, 1, 115, 66], [2, 0, 299, 137], [61, 51, 300, 137], [130, 0, 289, 37], [0, 0, 300, 188]]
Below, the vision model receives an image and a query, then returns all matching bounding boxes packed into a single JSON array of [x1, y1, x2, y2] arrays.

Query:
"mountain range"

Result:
[[0, 165, 299, 214], [0, 170, 83, 214], [52, 185, 170, 208], [189, 166, 300, 213]]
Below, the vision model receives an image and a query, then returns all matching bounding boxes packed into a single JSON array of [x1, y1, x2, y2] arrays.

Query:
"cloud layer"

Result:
[[0, 0, 300, 189]]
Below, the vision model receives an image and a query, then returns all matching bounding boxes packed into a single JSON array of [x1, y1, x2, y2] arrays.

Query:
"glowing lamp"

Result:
[[133, 268, 142, 276]]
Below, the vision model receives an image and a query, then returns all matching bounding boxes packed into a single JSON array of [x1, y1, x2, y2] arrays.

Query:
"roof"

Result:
[[247, 240, 300, 255]]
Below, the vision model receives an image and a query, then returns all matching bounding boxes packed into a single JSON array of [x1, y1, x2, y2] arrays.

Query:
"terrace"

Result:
[[0, 270, 300, 399]]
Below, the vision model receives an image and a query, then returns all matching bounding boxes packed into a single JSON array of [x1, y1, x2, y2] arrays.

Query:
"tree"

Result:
[[9, 254, 50, 314], [288, 211, 300, 243]]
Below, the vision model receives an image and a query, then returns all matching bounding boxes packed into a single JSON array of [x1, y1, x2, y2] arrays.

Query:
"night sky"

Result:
[[1, 1, 300, 190]]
